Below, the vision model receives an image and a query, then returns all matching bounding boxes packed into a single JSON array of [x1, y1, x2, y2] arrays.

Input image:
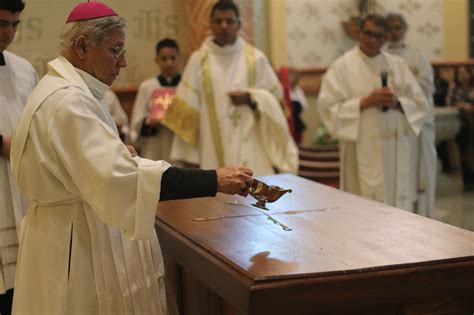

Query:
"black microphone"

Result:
[[380, 70, 388, 112]]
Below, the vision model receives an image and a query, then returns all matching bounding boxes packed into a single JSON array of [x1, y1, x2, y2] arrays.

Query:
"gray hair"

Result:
[[59, 16, 126, 55], [385, 12, 408, 29]]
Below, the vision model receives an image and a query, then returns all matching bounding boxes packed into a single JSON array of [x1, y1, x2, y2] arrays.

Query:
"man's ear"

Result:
[[75, 35, 88, 60]]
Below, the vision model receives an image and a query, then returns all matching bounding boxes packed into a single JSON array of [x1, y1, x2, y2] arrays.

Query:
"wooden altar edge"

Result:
[[156, 216, 474, 314], [157, 212, 474, 283], [248, 260, 474, 314], [156, 217, 255, 313]]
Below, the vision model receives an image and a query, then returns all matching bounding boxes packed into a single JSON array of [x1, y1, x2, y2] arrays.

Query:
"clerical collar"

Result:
[[0, 52, 5, 66], [357, 46, 382, 59], [75, 68, 109, 100], [158, 74, 181, 87], [205, 36, 244, 55]]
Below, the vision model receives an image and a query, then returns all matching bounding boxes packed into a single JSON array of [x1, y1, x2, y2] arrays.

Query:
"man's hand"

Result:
[[126, 145, 138, 157], [228, 91, 252, 107], [216, 165, 254, 196], [361, 87, 398, 110], [1, 136, 12, 160]]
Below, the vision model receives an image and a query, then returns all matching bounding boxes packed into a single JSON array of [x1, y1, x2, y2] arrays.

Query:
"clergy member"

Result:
[[10, 2, 253, 314], [317, 14, 429, 212], [130, 38, 181, 161], [385, 12, 437, 217], [163, 1, 298, 176], [0, 0, 38, 313]]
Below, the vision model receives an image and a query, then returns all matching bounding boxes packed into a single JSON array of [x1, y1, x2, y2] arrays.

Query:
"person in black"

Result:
[[129, 38, 182, 161]]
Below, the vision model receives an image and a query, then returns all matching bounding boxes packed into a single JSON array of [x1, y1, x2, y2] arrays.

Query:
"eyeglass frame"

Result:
[[94, 41, 126, 59], [360, 29, 386, 41]]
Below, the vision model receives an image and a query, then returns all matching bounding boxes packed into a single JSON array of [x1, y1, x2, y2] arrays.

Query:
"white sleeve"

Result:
[[49, 91, 170, 240]]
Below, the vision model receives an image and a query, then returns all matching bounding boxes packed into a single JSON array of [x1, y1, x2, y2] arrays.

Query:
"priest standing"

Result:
[[10, 2, 253, 314], [0, 0, 38, 313], [385, 12, 437, 217], [317, 14, 429, 212], [163, 1, 298, 176]]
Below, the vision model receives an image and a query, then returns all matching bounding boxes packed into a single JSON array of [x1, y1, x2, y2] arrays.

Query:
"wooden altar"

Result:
[[155, 174, 474, 315]]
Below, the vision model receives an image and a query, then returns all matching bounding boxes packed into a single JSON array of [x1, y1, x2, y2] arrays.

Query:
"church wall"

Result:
[[284, 0, 445, 68], [7, 0, 469, 147], [9, 0, 190, 87]]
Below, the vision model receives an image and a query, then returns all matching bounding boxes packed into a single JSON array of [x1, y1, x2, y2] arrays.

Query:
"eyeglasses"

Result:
[[211, 17, 239, 25], [361, 30, 386, 41], [96, 42, 126, 59]]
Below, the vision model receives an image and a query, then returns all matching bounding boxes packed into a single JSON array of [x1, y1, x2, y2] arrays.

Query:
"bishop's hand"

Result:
[[216, 165, 254, 197]]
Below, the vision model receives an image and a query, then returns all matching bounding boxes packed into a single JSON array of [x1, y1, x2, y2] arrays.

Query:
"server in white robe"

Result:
[[10, 2, 253, 314], [317, 14, 429, 211], [163, 1, 298, 176], [385, 12, 437, 217], [130, 38, 181, 161], [0, 0, 38, 312]]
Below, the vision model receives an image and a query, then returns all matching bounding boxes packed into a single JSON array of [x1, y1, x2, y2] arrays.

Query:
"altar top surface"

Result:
[[156, 174, 474, 282]]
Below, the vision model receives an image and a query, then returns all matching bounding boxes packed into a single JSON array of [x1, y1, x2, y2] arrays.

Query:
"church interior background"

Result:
[[8, 0, 473, 231]]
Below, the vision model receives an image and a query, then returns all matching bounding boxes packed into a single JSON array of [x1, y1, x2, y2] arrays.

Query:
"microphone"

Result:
[[380, 71, 388, 112]]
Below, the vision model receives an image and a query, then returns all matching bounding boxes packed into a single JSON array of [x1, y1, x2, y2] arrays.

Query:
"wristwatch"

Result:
[[0, 134, 3, 155]]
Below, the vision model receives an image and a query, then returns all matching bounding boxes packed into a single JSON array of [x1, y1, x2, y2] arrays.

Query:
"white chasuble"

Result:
[[11, 56, 170, 315], [130, 78, 174, 161], [318, 47, 428, 211], [0, 51, 37, 293], [163, 37, 297, 175]]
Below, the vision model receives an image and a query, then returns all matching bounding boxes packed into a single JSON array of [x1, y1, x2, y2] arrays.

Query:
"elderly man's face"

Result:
[[84, 27, 126, 85], [0, 9, 20, 52], [359, 19, 386, 57], [386, 18, 406, 43]]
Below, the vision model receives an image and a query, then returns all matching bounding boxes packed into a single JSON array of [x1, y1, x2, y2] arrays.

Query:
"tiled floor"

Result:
[[433, 171, 474, 231]]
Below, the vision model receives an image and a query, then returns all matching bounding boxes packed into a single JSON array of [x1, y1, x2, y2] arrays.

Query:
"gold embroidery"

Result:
[[180, 79, 199, 96], [202, 52, 225, 167], [244, 44, 256, 88], [162, 97, 200, 147]]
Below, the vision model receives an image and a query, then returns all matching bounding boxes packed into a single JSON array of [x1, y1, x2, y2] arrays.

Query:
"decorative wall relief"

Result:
[[286, 0, 443, 68], [9, 0, 189, 87]]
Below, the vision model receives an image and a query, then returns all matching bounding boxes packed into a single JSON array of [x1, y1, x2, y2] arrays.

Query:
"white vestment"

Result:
[[163, 36, 298, 175], [386, 42, 437, 217], [317, 47, 429, 211], [129, 78, 174, 161], [11, 56, 170, 315], [0, 50, 37, 293], [102, 89, 129, 138]]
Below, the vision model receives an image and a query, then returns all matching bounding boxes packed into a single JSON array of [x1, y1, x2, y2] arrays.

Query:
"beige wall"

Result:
[[7, 0, 470, 87], [443, 0, 469, 60]]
